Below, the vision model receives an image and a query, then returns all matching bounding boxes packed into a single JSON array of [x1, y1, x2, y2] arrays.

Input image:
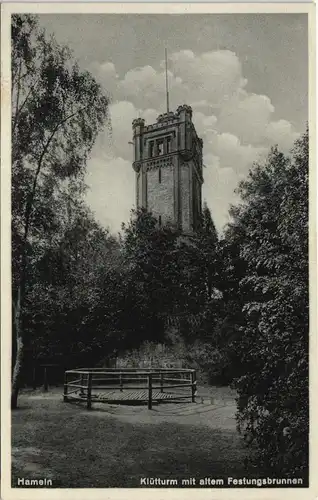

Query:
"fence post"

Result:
[[160, 372, 164, 393], [80, 374, 84, 397], [43, 367, 48, 392], [63, 372, 68, 402], [191, 370, 197, 403], [120, 373, 123, 392], [148, 373, 152, 410], [87, 372, 92, 410]]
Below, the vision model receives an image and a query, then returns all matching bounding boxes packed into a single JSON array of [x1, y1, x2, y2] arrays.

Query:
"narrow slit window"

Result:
[[158, 215, 162, 227], [149, 141, 154, 157], [167, 137, 172, 153], [157, 140, 164, 156], [158, 167, 161, 183]]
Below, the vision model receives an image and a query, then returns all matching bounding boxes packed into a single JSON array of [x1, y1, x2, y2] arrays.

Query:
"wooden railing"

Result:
[[63, 367, 197, 410]]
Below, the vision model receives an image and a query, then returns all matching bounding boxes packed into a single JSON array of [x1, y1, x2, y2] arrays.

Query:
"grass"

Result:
[[12, 386, 255, 488]]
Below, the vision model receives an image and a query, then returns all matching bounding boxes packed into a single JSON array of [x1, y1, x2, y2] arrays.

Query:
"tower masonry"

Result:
[[132, 105, 203, 232]]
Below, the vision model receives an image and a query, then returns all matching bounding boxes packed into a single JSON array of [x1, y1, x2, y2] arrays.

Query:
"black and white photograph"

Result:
[[1, 2, 315, 497]]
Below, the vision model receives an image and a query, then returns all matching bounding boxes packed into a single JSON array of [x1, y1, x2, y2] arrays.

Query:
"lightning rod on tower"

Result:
[[165, 48, 170, 113]]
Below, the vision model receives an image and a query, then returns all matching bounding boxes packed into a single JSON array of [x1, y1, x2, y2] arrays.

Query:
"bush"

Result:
[[184, 341, 229, 385], [98, 341, 187, 370], [105, 339, 230, 387]]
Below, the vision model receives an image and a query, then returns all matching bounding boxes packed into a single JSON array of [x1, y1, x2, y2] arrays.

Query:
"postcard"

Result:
[[1, 2, 316, 500]]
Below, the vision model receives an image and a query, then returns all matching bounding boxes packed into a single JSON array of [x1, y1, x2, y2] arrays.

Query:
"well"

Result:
[[63, 367, 197, 409]]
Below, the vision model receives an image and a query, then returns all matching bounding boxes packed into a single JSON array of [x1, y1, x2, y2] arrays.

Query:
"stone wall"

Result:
[[180, 161, 194, 231], [192, 171, 201, 230], [136, 172, 140, 206], [147, 162, 175, 224]]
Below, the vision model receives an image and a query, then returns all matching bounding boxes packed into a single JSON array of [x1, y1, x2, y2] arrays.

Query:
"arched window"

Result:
[[149, 141, 154, 157], [166, 136, 172, 153], [157, 140, 164, 156]]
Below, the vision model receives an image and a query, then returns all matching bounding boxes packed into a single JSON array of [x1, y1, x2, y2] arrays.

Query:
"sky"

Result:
[[38, 14, 308, 233]]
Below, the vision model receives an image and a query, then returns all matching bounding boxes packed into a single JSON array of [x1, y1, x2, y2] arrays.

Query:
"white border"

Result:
[[1, 3, 317, 500]]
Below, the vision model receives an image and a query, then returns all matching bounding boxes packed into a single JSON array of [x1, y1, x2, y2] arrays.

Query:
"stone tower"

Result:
[[132, 105, 203, 232]]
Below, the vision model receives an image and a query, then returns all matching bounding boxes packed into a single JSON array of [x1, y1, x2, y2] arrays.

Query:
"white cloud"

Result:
[[89, 61, 119, 101], [218, 91, 275, 145], [168, 49, 247, 106], [192, 111, 218, 139], [265, 119, 300, 151], [202, 134, 267, 231], [98, 101, 161, 161], [108, 101, 137, 160], [119, 66, 186, 109], [85, 153, 134, 233], [214, 132, 267, 174], [86, 50, 302, 232], [191, 100, 211, 109], [202, 155, 239, 232]]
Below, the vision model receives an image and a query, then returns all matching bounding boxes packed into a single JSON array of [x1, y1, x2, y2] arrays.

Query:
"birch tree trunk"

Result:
[[11, 14, 110, 408], [11, 286, 25, 409], [11, 335, 24, 409]]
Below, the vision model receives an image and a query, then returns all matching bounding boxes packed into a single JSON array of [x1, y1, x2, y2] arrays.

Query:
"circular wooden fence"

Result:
[[63, 368, 197, 409]]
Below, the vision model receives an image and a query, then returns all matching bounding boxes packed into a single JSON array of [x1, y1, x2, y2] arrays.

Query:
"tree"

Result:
[[198, 201, 219, 300], [224, 130, 309, 476], [24, 202, 121, 372], [121, 209, 182, 346], [120, 207, 223, 355], [11, 14, 110, 408]]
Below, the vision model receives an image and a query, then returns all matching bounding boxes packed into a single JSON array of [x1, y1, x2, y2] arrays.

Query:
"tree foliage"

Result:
[[11, 14, 110, 407], [222, 129, 309, 476], [120, 207, 222, 347], [24, 203, 121, 368]]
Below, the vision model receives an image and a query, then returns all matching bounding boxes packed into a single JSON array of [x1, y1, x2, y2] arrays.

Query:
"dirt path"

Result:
[[11, 386, 248, 488], [25, 384, 238, 429]]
